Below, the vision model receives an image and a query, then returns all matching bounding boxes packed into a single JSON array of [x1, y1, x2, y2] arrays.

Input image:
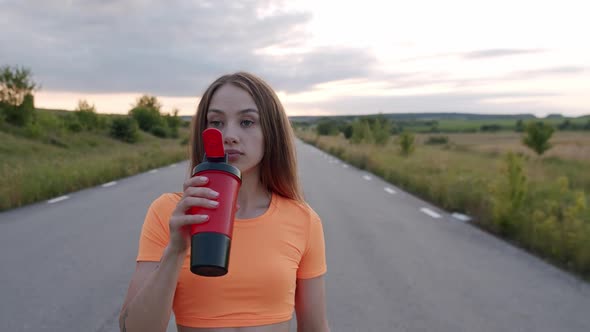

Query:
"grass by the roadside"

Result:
[[296, 129, 590, 280], [0, 127, 190, 211]]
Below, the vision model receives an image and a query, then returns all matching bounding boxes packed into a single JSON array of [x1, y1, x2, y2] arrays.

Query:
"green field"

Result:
[[295, 128, 590, 281], [0, 109, 190, 211]]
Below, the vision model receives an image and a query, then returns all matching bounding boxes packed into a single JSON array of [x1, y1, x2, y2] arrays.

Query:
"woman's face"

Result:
[[206, 84, 264, 175]]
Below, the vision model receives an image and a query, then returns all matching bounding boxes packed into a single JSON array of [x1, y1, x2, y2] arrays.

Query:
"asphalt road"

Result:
[[1, 139, 589, 332]]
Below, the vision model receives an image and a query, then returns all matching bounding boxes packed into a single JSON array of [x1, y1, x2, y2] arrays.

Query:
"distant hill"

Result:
[[34, 109, 589, 125], [288, 112, 540, 123]]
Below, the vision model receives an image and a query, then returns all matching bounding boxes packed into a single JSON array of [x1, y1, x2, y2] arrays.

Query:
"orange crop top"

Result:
[[135, 191, 327, 328]]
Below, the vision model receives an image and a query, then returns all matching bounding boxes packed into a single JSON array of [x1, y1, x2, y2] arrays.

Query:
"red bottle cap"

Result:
[[203, 128, 225, 158]]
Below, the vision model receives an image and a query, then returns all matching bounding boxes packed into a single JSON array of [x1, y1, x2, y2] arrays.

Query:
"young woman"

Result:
[[119, 72, 330, 332]]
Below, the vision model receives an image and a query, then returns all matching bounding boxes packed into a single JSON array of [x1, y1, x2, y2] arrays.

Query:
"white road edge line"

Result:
[[342, 164, 349, 168], [363, 175, 372, 181], [384, 187, 396, 194], [149, 169, 158, 174], [421, 207, 442, 219], [48, 196, 69, 204], [169, 164, 177, 168], [102, 181, 117, 188]]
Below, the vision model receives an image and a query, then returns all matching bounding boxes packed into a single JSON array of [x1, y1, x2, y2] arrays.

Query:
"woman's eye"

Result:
[[241, 120, 254, 127], [208, 120, 223, 127]]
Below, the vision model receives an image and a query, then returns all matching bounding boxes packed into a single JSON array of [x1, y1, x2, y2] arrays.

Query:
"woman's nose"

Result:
[[224, 135, 238, 144], [222, 125, 239, 144]]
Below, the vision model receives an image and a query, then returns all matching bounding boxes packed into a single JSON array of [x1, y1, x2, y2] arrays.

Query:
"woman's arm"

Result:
[[118, 246, 185, 332], [295, 275, 330, 332]]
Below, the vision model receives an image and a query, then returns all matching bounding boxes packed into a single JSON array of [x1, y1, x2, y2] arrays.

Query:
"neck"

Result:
[[236, 167, 271, 216]]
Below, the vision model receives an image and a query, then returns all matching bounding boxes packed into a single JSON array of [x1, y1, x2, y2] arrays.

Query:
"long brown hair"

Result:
[[187, 72, 304, 202]]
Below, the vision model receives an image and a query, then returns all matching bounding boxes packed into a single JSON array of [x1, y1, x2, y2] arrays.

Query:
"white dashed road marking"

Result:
[[342, 164, 349, 168], [102, 181, 117, 188], [421, 208, 442, 219], [363, 175, 372, 181], [384, 187, 396, 194], [452, 213, 472, 222], [48, 196, 69, 204], [149, 169, 158, 174]]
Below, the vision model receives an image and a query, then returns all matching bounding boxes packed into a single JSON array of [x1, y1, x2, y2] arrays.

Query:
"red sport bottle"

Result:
[[187, 128, 242, 277]]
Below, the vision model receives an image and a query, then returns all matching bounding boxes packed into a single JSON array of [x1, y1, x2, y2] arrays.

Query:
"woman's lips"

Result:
[[228, 152, 241, 162]]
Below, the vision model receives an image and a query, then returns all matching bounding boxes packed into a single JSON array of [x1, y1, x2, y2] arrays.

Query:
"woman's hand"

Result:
[[167, 176, 220, 255]]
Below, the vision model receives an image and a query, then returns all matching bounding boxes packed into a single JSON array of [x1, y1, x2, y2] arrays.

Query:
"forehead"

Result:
[[208, 84, 258, 115]]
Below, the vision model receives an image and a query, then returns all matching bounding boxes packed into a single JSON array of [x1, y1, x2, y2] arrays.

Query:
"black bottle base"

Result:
[[190, 232, 231, 277]]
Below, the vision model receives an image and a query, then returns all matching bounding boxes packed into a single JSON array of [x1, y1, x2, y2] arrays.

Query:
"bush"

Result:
[[34, 109, 65, 136], [490, 153, 527, 236], [373, 120, 392, 146], [74, 100, 99, 131], [398, 132, 415, 156], [341, 124, 353, 139], [150, 125, 168, 138], [97, 116, 110, 130], [425, 136, 449, 145], [530, 178, 589, 268], [23, 121, 41, 139], [0, 103, 6, 125], [66, 118, 83, 133], [316, 118, 340, 136], [348, 116, 391, 145], [4, 93, 35, 126], [110, 117, 139, 143], [480, 124, 502, 132], [129, 106, 162, 132], [351, 120, 373, 144]]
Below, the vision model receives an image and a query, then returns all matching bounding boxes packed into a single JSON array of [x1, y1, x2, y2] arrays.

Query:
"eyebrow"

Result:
[[208, 108, 259, 115]]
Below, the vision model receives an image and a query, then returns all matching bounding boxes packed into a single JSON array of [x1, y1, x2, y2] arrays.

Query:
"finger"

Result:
[[182, 176, 209, 196], [179, 196, 219, 211], [171, 214, 209, 228], [185, 186, 219, 199]]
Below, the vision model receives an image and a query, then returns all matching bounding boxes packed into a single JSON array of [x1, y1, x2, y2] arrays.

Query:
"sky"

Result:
[[1, 0, 588, 117]]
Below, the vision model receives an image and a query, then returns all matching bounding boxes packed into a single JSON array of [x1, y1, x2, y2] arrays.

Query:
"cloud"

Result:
[[463, 48, 546, 59], [400, 48, 546, 62], [510, 66, 587, 79], [0, 0, 376, 96], [260, 47, 377, 92]]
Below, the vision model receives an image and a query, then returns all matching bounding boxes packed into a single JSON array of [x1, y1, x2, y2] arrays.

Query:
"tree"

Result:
[[0, 65, 38, 106], [0, 65, 39, 126], [163, 108, 181, 138], [129, 94, 164, 133], [522, 121, 554, 155], [130, 106, 163, 132], [134, 95, 162, 112]]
